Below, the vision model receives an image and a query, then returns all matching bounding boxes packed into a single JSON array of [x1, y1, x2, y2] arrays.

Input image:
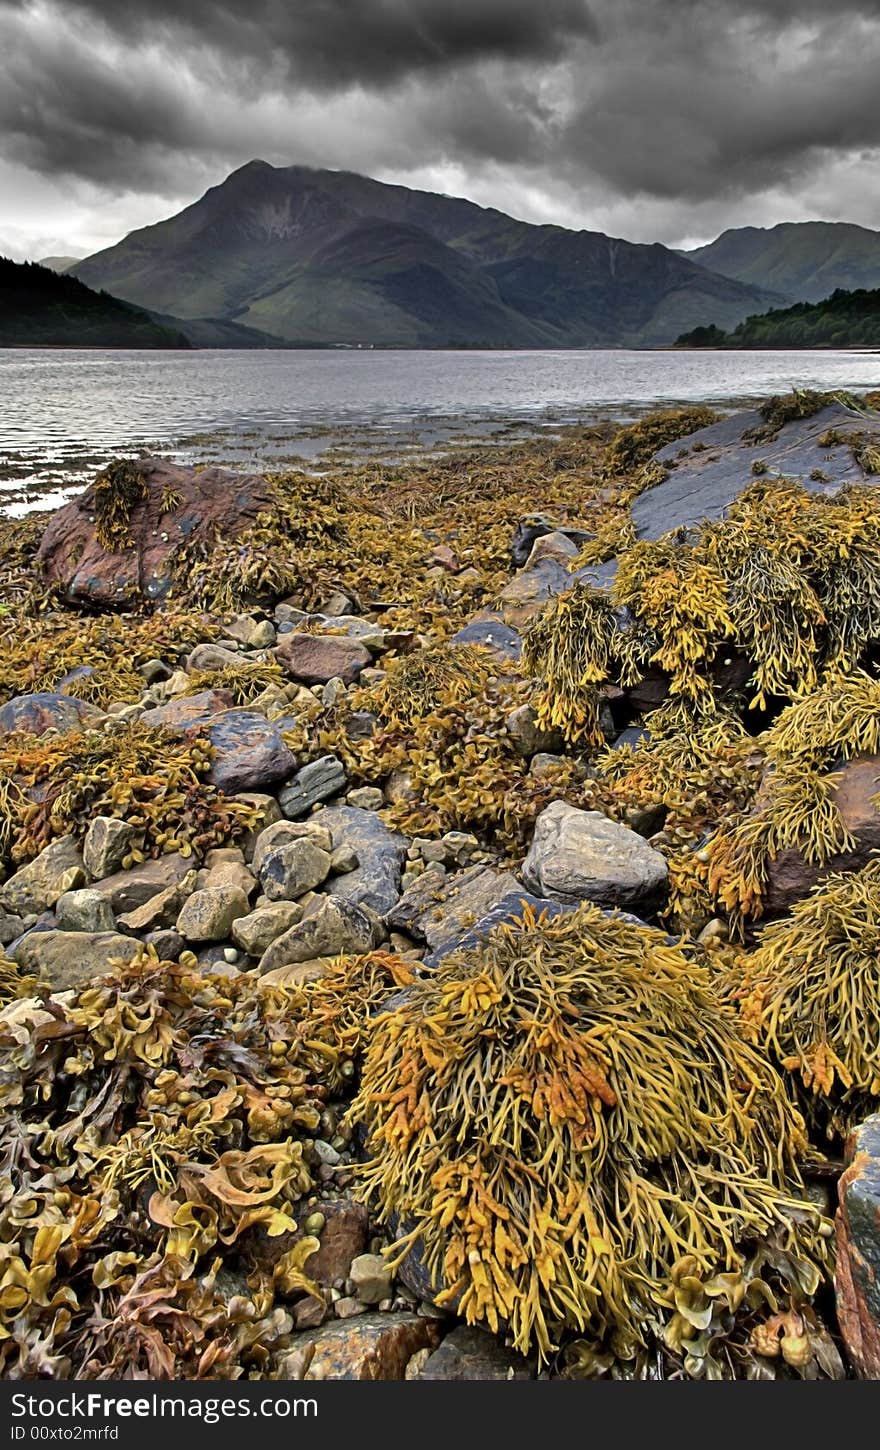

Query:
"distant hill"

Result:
[[71, 160, 783, 348], [37, 255, 82, 274], [683, 222, 880, 305], [0, 257, 190, 347], [675, 286, 880, 348]]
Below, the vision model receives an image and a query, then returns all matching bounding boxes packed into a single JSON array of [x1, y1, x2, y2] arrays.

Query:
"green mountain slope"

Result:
[[0, 256, 189, 348], [71, 160, 783, 347], [684, 222, 880, 305], [676, 286, 880, 348]]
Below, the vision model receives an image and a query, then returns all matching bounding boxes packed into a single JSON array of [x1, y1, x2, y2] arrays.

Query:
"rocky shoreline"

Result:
[[3, 388, 880, 1380]]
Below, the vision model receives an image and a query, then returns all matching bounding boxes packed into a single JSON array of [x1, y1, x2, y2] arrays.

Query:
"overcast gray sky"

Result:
[[1, 0, 879, 262]]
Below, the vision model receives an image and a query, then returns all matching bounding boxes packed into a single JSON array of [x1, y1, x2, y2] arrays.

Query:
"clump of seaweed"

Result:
[[0, 610, 210, 709], [523, 586, 646, 744], [743, 390, 858, 444], [601, 406, 720, 481], [736, 860, 880, 1140], [187, 657, 287, 706], [352, 903, 830, 1369], [93, 460, 148, 551], [0, 722, 260, 868], [0, 949, 335, 1377], [289, 950, 418, 1090], [524, 480, 880, 740], [374, 643, 494, 729]]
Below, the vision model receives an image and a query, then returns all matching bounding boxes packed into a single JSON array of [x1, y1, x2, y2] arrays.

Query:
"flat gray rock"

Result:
[[632, 399, 880, 540]]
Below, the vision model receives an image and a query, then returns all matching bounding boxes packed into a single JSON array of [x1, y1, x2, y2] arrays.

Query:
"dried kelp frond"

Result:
[[738, 860, 880, 1139], [743, 390, 858, 444], [93, 460, 149, 552], [352, 903, 828, 1365], [0, 952, 39, 1003], [600, 406, 720, 480], [0, 949, 331, 1378], [0, 721, 259, 867]]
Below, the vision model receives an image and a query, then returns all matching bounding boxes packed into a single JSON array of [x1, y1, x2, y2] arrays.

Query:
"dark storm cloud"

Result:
[[1, 0, 880, 255], [0, 0, 598, 87]]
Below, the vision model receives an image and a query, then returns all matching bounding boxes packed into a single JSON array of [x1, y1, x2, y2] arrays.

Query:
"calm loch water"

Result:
[[2, 346, 880, 512]]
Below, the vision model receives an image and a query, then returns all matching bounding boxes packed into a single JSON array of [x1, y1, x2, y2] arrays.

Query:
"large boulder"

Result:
[[521, 800, 668, 911], [35, 457, 281, 608], [836, 1114, 880, 1378], [0, 693, 105, 738]]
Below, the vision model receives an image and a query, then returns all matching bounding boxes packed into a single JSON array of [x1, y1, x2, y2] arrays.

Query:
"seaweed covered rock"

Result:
[[35, 457, 281, 608], [521, 800, 668, 911], [762, 755, 880, 914], [737, 859, 880, 1138], [351, 904, 830, 1371]]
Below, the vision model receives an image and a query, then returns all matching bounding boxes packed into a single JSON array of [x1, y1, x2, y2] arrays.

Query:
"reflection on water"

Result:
[[2, 346, 880, 508]]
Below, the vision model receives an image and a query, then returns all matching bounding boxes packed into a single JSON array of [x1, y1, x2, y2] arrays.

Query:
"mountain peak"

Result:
[[71, 163, 784, 348], [685, 219, 880, 303]]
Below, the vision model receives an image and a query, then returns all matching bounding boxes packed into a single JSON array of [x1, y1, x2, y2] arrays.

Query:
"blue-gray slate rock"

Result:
[[279, 756, 347, 818], [422, 889, 576, 966], [313, 805, 408, 915], [450, 614, 522, 660], [632, 400, 880, 541]]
